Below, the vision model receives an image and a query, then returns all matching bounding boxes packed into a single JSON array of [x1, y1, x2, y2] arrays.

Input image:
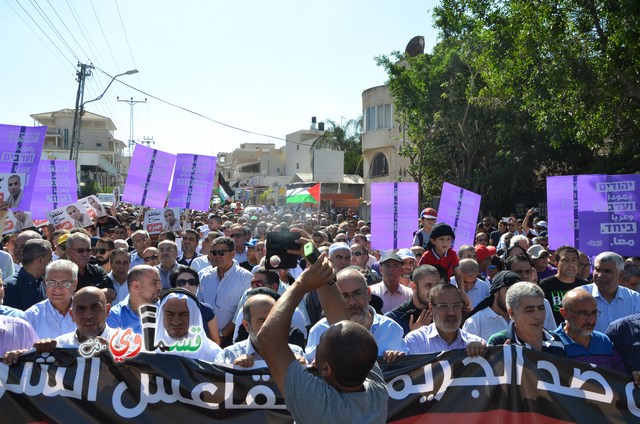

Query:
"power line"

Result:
[[95, 67, 288, 143], [4, 0, 75, 71], [43, 0, 90, 61], [10, 0, 76, 68], [27, 0, 80, 62]]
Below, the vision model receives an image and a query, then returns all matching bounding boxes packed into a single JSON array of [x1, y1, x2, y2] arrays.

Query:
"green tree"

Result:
[[310, 118, 363, 176]]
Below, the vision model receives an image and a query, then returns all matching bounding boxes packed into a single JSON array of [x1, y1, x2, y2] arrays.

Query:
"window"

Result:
[[296, 162, 299, 170], [96, 143, 102, 147], [63, 128, 69, 149], [370, 153, 388, 177], [365, 104, 393, 132], [296, 145, 299, 151]]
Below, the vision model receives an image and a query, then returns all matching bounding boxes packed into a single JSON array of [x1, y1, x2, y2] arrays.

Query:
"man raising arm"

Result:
[[257, 252, 388, 423]]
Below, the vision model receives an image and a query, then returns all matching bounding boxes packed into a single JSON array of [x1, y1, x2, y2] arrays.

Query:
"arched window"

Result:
[[370, 153, 388, 177]]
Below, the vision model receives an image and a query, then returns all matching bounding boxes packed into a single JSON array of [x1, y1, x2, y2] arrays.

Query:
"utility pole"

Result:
[[118, 96, 147, 155], [141, 136, 155, 147], [70, 63, 94, 161]]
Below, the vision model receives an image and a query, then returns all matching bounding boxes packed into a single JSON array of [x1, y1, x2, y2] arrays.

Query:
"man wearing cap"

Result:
[[238, 239, 260, 272], [475, 244, 496, 279], [328, 242, 352, 273], [463, 271, 521, 340], [528, 244, 556, 281], [396, 248, 417, 287], [177, 229, 202, 267], [413, 208, 437, 249], [369, 252, 413, 313]]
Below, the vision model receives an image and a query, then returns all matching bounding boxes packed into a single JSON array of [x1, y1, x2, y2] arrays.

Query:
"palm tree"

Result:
[[310, 117, 363, 176]]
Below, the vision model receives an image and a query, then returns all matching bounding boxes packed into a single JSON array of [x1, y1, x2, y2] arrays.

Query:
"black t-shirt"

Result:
[[539, 275, 588, 326], [77, 264, 114, 291]]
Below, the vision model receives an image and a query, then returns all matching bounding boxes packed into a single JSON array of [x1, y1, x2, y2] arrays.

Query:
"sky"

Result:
[[2, 0, 440, 157]]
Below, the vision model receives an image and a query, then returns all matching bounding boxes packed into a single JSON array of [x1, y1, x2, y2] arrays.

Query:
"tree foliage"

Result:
[[311, 118, 363, 176], [377, 0, 640, 214]]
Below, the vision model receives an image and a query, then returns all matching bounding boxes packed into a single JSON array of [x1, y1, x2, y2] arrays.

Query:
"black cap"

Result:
[[490, 271, 521, 293], [429, 223, 455, 240]]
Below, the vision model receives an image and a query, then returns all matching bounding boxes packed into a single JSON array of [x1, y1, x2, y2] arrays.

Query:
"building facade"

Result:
[[31, 108, 127, 191]]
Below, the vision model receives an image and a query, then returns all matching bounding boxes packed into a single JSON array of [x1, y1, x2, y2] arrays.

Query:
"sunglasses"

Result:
[[143, 255, 159, 262], [94, 248, 111, 255], [351, 251, 364, 257], [176, 278, 199, 287], [251, 279, 269, 287], [209, 249, 231, 256], [69, 248, 91, 255]]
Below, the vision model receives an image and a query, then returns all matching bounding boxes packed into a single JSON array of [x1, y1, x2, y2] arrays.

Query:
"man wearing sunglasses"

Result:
[[198, 236, 252, 347], [65, 233, 115, 304], [228, 225, 250, 264], [94, 237, 115, 274], [24, 260, 78, 339]]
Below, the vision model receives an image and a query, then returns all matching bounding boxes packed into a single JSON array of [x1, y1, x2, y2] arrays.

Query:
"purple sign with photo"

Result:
[[437, 182, 481, 248], [546, 176, 579, 250], [0, 124, 46, 211], [122, 144, 176, 209], [370, 182, 418, 250], [30, 160, 78, 219], [168, 154, 217, 212], [547, 174, 640, 256]]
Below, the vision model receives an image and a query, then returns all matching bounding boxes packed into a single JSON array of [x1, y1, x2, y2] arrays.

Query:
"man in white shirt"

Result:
[[24, 260, 77, 339], [107, 248, 130, 305], [198, 236, 252, 347]]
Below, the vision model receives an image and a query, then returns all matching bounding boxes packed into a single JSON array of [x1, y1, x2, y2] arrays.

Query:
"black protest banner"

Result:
[[0, 346, 638, 423]]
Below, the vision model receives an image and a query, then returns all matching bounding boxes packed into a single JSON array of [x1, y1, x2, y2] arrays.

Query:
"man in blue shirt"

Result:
[[556, 289, 623, 370], [107, 265, 162, 334]]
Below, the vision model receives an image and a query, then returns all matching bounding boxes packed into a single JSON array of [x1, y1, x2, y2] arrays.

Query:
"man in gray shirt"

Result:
[[258, 251, 388, 423]]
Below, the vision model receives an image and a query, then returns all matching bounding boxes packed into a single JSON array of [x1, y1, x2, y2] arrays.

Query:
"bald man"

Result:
[[215, 294, 304, 367], [3, 287, 114, 364], [556, 289, 623, 370]]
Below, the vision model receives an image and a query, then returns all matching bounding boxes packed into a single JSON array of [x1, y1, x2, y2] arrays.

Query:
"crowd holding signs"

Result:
[[0, 122, 639, 423]]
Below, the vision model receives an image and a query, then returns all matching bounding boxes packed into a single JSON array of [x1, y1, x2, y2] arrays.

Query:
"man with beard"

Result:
[[177, 229, 201, 267], [93, 237, 115, 273], [405, 283, 485, 355], [386, 265, 440, 336], [463, 271, 520, 341], [156, 240, 180, 289], [304, 267, 406, 362], [556, 289, 623, 370], [396, 248, 417, 287], [65, 233, 115, 303], [107, 265, 162, 334]]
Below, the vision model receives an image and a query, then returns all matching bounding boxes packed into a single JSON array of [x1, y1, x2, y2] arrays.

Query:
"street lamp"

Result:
[[69, 68, 138, 161]]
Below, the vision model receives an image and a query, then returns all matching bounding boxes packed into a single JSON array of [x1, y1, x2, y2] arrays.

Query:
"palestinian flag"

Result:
[[218, 172, 234, 201], [286, 183, 320, 204]]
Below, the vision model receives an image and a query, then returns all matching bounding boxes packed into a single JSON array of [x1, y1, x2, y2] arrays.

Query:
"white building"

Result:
[[31, 108, 127, 190]]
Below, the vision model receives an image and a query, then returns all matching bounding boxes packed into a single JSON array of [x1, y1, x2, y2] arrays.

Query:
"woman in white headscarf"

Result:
[[154, 289, 221, 361]]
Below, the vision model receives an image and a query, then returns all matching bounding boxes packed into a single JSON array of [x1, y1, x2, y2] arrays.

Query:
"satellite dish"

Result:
[[405, 36, 425, 57]]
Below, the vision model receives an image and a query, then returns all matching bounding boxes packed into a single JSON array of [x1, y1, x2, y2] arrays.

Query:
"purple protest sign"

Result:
[[546, 176, 579, 250], [547, 174, 640, 256], [370, 182, 417, 250], [437, 182, 481, 248], [30, 160, 78, 219], [122, 144, 176, 209], [168, 154, 217, 212], [0, 124, 46, 211]]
